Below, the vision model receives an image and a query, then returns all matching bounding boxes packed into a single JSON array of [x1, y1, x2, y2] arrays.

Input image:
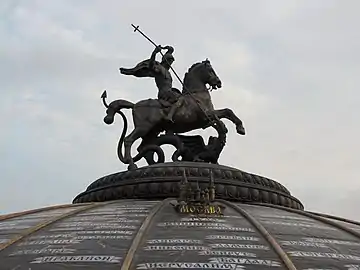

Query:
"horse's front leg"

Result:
[[214, 108, 245, 135]]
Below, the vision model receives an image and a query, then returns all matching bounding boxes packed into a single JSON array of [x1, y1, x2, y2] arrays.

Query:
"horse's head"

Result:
[[201, 59, 222, 90], [183, 59, 222, 92]]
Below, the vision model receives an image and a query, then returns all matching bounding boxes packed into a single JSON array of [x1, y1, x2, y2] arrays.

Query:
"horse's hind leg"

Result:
[[124, 126, 150, 170]]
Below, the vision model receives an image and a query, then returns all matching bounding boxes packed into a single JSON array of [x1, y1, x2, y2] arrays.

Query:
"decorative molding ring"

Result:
[[73, 162, 303, 210]]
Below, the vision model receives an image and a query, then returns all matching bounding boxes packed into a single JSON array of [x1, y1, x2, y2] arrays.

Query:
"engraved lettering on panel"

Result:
[[209, 257, 281, 267], [261, 221, 337, 230], [147, 239, 202, 244], [49, 225, 137, 231], [67, 214, 147, 221], [0, 225, 34, 230], [30, 255, 122, 264], [176, 204, 224, 215], [136, 262, 245, 269], [199, 250, 257, 257], [209, 243, 269, 250], [302, 268, 334, 270], [29, 234, 77, 239], [56, 220, 141, 227], [29, 230, 134, 239], [144, 246, 208, 251], [74, 235, 131, 240], [19, 239, 82, 246], [302, 238, 360, 246], [289, 251, 360, 261], [79, 230, 134, 235], [157, 222, 254, 232], [158, 222, 225, 227], [259, 215, 310, 222], [10, 248, 76, 256], [280, 241, 328, 248], [78, 210, 149, 216], [180, 217, 227, 223], [206, 235, 259, 241]]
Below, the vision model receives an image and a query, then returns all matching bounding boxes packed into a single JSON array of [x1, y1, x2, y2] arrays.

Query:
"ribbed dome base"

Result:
[[73, 162, 303, 210]]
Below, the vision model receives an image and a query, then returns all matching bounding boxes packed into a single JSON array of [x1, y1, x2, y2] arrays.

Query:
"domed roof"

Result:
[[1, 194, 360, 269]]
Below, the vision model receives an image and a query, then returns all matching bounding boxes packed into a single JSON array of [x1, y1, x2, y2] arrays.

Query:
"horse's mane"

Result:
[[183, 62, 203, 87]]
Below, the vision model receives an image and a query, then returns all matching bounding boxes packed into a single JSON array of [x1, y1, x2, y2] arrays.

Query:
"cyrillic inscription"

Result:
[[262, 221, 336, 230], [210, 227, 255, 232], [136, 262, 244, 269], [289, 251, 360, 261], [302, 238, 360, 246], [0, 225, 33, 230], [19, 239, 81, 246], [158, 222, 226, 227], [206, 235, 259, 241], [175, 204, 224, 215], [181, 217, 226, 223], [75, 235, 131, 240], [56, 220, 140, 227], [30, 234, 76, 239], [29, 230, 133, 239], [209, 257, 281, 267], [50, 224, 137, 231], [199, 250, 257, 257], [209, 243, 269, 250], [10, 248, 76, 256], [78, 210, 149, 215], [280, 241, 328, 248], [147, 239, 202, 244], [30, 255, 121, 264], [157, 222, 254, 232], [68, 215, 147, 221], [144, 246, 208, 251], [259, 215, 310, 222]]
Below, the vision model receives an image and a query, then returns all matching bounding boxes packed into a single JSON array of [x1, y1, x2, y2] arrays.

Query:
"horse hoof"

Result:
[[237, 125, 246, 135], [127, 164, 138, 170]]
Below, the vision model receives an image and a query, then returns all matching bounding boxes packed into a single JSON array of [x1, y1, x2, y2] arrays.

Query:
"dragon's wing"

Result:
[[177, 135, 206, 152]]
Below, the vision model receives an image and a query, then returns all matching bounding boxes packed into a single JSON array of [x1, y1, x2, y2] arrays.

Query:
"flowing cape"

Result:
[[120, 59, 161, 78]]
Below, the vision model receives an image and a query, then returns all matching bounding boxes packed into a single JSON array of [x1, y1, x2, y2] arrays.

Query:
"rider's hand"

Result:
[[155, 45, 162, 52]]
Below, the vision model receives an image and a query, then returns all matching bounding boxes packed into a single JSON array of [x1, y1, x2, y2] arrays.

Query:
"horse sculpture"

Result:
[[102, 59, 245, 170]]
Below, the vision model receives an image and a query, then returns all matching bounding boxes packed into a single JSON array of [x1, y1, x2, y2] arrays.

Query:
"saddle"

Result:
[[158, 88, 182, 108]]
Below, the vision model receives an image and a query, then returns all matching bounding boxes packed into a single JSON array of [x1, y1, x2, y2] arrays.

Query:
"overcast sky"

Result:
[[1, 0, 359, 221]]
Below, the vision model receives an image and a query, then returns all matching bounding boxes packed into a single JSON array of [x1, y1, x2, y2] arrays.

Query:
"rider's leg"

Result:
[[166, 98, 183, 122]]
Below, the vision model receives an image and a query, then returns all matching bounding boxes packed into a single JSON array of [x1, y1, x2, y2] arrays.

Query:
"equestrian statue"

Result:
[[101, 25, 245, 170]]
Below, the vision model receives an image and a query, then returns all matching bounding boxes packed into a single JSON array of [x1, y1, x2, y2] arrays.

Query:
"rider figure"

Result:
[[120, 45, 183, 123]]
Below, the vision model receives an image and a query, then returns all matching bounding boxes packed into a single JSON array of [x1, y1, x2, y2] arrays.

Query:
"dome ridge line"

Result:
[[120, 198, 171, 270], [217, 199, 298, 270]]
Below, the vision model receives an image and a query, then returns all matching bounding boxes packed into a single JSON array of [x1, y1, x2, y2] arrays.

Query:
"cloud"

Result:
[[1, 0, 360, 222]]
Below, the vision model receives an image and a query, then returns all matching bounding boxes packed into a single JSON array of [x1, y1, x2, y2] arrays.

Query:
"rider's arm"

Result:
[[149, 46, 162, 72]]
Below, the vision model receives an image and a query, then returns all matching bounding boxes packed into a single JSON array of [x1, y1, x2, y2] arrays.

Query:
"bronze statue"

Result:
[[101, 25, 245, 170]]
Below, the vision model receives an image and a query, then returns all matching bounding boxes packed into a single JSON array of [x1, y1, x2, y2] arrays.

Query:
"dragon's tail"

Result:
[[102, 98, 135, 164]]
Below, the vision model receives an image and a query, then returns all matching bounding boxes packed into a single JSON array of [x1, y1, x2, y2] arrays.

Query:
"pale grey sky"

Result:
[[1, 0, 359, 220]]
